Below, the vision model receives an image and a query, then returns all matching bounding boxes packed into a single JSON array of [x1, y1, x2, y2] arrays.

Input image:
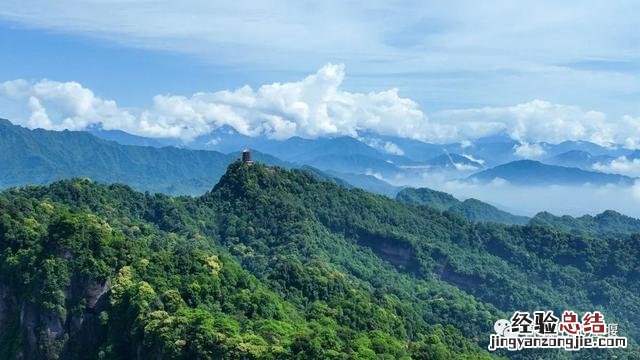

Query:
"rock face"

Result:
[[356, 231, 420, 272], [0, 280, 110, 360]]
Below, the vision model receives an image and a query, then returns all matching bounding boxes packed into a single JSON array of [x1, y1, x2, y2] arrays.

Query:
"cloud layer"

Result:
[[593, 156, 640, 177], [1, 64, 428, 140], [2, 64, 640, 147]]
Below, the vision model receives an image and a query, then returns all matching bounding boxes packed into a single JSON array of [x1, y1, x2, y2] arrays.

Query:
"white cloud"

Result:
[[0, 64, 430, 141], [434, 100, 640, 147], [359, 137, 405, 155], [513, 142, 546, 159], [461, 153, 485, 165], [436, 100, 606, 144], [452, 162, 480, 172], [1, 1, 640, 119], [382, 142, 404, 156], [633, 181, 640, 201], [0, 79, 138, 133], [2, 65, 640, 147], [593, 156, 640, 177]]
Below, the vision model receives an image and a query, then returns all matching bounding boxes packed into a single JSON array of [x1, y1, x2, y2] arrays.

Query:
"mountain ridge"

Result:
[[1, 161, 639, 358], [469, 159, 636, 186], [396, 187, 529, 225]]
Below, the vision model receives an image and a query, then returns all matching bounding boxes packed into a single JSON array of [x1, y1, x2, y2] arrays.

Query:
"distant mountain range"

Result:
[[0, 119, 397, 196], [3, 118, 640, 198], [469, 160, 636, 186], [423, 153, 483, 171], [87, 122, 637, 172], [0, 119, 238, 194], [544, 150, 615, 169], [396, 187, 529, 225]]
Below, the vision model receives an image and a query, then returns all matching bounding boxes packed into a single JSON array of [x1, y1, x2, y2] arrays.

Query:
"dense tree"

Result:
[[0, 162, 638, 359]]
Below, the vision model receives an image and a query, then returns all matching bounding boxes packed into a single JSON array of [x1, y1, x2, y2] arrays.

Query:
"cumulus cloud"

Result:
[[1, 64, 431, 141], [0, 78, 137, 133], [436, 100, 605, 145], [593, 156, 640, 177], [433, 100, 640, 147], [2, 64, 640, 147], [513, 142, 546, 159]]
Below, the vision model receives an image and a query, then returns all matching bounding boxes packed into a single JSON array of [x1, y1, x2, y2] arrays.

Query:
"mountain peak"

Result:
[[469, 159, 635, 186], [211, 161, 320, 199]]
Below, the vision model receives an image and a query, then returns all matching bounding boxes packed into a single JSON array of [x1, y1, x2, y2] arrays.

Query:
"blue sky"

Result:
[[1, 1, 639, 145]]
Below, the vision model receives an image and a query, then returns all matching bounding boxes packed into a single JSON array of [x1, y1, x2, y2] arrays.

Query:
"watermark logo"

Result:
[[488, 311, 627, 351]]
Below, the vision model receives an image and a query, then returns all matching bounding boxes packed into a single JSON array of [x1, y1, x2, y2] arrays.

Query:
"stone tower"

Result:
[[242, 149, 254, 164]]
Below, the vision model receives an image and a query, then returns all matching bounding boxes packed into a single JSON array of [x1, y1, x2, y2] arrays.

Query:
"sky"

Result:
[[1, 1, 639, 145]]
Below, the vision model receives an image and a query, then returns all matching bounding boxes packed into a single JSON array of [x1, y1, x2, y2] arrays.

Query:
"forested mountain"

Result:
[[469, 160, 636, 186], [396, 187, 529, 225], [396, 187, 459, 211], [530, 210, 640, 236], [0, 119, 397, 197], [0, 119, 236, 194], [1, 162, 638, 359]]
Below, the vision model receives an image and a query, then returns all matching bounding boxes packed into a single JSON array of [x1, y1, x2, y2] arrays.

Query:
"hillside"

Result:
[[530, 210, 640, 236], [1, 162, 639, 358], [396, 187, 529, 225], [469, 160, 635, 186], [396, 187, 459, 211], [0, 119, 237, 194], [0, 119, 403, 197]]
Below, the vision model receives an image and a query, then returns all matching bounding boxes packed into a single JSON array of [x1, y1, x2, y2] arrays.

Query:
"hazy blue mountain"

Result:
[[87, 125, 177, 148], [545, 150, 614, 169], [396, 187, 529, 225], [356, 132, 450, 161], [304, 153, 401, 177], [469, 160, 636, 186], [297, 166, 400, 196], [0, 119, 407, 197], [531, 210, 640, 236], [324, 170, 401, 197], [628, 150, 640, 160], [364, 133, 518, 167], [288, 136, 385, 162], [195, 131, 412, 176], [298, 165, 354, 189], [457, 133, 520, 166], [189, 126, 294, 154], [546, 140, 622, 157], [424, 152, 484, 170], [0, 119, 264, 195]]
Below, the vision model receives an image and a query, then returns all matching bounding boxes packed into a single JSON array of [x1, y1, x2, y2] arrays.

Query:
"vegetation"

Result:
[[0, 162, 638, 359], [0, 119, 291, 196], [397, 187, 529, 225], [396, 187, 459, 211], [530, 210, 640, 236]]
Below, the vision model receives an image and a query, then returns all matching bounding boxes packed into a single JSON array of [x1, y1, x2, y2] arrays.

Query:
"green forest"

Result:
[[0, 162, 639, 359]]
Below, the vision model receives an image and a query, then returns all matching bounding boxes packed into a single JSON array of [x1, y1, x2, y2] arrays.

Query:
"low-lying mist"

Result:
[[388, 172, 640, 218]]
